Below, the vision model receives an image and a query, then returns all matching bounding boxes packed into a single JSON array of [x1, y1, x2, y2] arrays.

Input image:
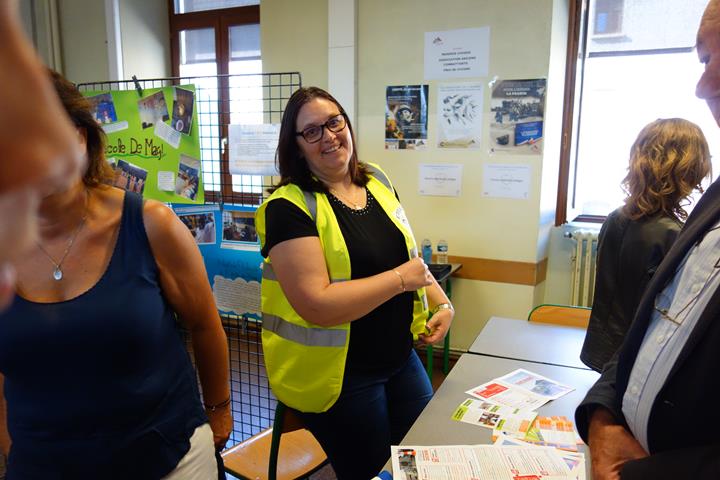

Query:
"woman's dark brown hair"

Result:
[[271, 87, 369, 193], [622, 118, 712, 221], [48, 70, 114, 187]]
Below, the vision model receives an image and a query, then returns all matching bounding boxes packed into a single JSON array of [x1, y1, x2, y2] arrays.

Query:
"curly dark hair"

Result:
[[48, 70, 114, 188], [622, 118, 711, 221], [271, 87, 369, 193]]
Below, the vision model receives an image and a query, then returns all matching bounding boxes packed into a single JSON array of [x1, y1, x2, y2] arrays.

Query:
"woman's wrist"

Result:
[[204, 395, 231, 412], [430, 303, 454, 315], [393, 269, 405, 292]]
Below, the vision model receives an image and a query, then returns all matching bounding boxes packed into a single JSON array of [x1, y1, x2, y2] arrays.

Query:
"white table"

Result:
[[382, 353, 600, 476], [468, 316, 591, 370]]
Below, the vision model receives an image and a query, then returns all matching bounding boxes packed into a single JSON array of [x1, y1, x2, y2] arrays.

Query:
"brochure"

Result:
[[452, 398, 537, 431], [466, 369, 574, 410], [391, 444, 575, 480]]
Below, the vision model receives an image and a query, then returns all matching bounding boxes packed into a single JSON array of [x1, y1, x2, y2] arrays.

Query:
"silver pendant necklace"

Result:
[[329, 186, 365, 210], [36, 190, 90, 281]]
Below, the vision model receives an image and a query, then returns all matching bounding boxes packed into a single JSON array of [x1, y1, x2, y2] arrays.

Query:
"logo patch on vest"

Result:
[[394, 206, 414, 236]]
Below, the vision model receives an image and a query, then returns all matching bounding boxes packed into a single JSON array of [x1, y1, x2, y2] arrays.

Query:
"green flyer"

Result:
[[83, 85, 204, 204]]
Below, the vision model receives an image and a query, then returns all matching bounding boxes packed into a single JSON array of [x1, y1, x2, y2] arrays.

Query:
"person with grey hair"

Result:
[[576, 1, 720, 478]]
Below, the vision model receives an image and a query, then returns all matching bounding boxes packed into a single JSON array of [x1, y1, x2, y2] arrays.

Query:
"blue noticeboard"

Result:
[[171, 203, 262, 320]]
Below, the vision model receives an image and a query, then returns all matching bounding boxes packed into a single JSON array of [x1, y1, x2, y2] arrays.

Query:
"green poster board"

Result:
[[83, 85, 204, 204]]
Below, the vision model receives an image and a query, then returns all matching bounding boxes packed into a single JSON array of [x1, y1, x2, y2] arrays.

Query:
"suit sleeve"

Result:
[[575, 352, 623, 442], [621, 444, 720, 479]]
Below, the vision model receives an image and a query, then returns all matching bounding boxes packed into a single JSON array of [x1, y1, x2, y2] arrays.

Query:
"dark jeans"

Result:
[[298, 349, 433, 480]]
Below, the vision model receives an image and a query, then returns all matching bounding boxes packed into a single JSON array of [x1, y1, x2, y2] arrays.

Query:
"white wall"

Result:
[[119, 0, 171, 80], [55, 0, 169, 85], [57, 0, 109, 83], [356, 0, 568, 348]]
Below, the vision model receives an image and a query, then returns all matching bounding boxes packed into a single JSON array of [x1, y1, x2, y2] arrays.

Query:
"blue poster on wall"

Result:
[[171, 203, 262, 320]]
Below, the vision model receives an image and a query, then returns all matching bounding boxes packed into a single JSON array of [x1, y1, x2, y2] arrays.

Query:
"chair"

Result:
[[221, 402, 328, 480], [528, 304, 591, 329]]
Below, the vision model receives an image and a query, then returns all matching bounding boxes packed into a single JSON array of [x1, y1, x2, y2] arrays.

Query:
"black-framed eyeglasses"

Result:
[[296, 114, 347, 143]]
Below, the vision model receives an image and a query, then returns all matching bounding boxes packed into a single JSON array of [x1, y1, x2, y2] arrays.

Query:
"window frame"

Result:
[[167, 1, 261, 203], [555, 0, 699, 225]]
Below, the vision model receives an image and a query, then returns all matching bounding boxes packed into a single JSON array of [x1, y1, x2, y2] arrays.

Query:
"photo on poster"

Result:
[[175, 154, 201, 201], [112, 159, 147, 194], [171, 87, 195, 135], [489, 79, 546, 155], [138, 91, 170, 129], [385, 85, 429, 150], [178, 211, 216, 245], [222, 210, 258, 244], [86, 93, 118, 125]]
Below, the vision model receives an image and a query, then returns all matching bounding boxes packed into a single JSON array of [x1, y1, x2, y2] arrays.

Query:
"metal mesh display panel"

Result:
[[78, 72, 300, 444]]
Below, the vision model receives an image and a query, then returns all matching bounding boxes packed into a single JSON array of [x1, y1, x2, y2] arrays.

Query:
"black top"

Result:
[[575, 177, 720, 477], [580, 207, 681, 372], [263, 188, 414, 373]]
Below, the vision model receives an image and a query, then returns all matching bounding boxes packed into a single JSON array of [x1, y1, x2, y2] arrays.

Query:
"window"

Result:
[[593, 0, 624, 36], [169, 1, 262, 202], [557, 0, 717, 224]]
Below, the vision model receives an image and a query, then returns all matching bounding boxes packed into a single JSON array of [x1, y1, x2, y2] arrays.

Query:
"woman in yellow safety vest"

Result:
[[256, 87, 454, 479]]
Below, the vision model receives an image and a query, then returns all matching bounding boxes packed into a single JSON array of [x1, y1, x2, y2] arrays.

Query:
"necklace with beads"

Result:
[[329, 186, 366, 210], [35, 189, 90, 281]]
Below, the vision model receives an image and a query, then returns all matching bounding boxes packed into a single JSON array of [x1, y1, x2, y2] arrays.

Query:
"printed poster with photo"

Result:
[[171, 204, 263, 319], [83, 85, 203, 204], [385, 85, 429, 150], [489, 78, 546, 155]]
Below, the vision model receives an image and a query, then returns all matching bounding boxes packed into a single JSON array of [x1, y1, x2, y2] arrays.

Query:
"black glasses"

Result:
[[296, 114, 347, 143]]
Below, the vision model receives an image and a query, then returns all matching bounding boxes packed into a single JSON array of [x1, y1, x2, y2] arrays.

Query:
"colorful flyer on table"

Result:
[[385, 85, 428, 150], [466, 380, 550, 411], [84, 85, 203, 204], [498, 369, 574, 400], [523, 416, 580, 452], [451, 398, 536, 430]]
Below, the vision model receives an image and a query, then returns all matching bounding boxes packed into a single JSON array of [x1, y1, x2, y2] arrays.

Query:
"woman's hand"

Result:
[[396, 257, 434, 291], [206, 405, 233, 450], [418, 308, 454, 345]]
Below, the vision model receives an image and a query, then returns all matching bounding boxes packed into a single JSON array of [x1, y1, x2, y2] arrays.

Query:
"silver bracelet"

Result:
[[430, 303, 454, 315]]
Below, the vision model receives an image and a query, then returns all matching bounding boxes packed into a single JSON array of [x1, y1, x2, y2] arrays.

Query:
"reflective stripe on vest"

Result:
[[366, 164, 392, 191], [263, 313, 347, 347]]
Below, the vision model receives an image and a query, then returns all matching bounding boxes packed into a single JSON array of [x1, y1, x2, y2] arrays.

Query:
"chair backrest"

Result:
[[528, 304, 591, 329]]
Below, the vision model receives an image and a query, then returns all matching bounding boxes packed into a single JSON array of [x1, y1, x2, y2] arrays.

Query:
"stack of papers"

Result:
[[391, 368, 585, 479], [390, 443, 585, 480]]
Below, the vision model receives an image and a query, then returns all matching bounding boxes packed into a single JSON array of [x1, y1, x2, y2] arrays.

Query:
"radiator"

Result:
[[569, 230, 599, 307]]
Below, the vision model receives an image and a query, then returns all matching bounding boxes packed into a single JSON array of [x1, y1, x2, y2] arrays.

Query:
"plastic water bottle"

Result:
[[421, 238, 433, 263], [437, 239, 449, 264]]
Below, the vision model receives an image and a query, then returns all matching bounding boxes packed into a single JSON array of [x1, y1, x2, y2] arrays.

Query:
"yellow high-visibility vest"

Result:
[[255, 163, 428, 412]]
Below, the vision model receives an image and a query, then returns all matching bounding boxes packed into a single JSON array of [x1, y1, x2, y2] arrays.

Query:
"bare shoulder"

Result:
[[142, 199, 176, 227], [142, 199, 186, 244]]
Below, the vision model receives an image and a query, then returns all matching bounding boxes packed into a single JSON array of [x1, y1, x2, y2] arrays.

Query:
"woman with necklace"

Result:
[[256, 87, 453, 479], [0, 71, 231, 479]]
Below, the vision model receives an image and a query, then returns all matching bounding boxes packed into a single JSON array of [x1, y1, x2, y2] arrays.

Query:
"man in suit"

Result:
[[576, 2, 720, 478], [0, 1, 82, 310]]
